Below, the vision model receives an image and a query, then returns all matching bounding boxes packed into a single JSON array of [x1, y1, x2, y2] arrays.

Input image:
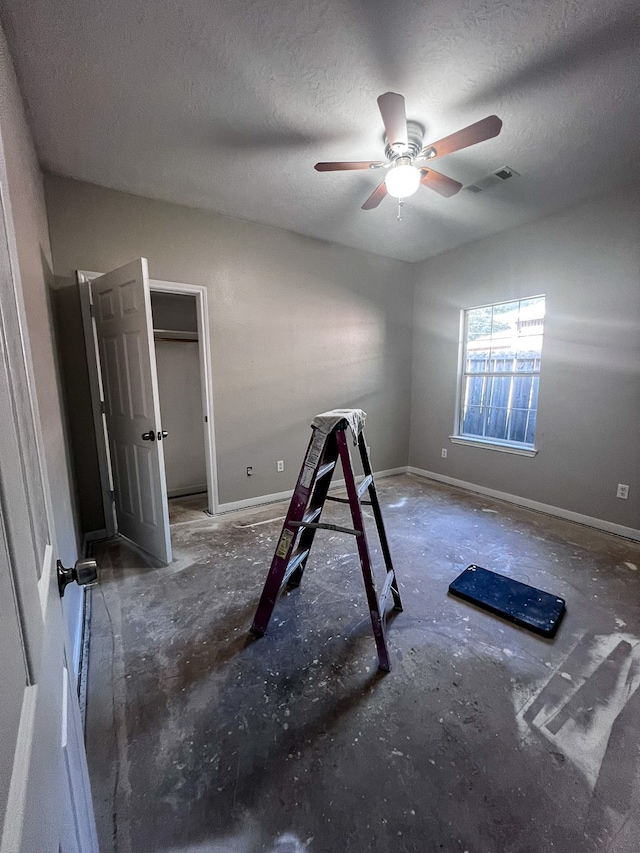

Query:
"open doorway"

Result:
[[150, 290, 210, 524], [78, 267, 218, 561]]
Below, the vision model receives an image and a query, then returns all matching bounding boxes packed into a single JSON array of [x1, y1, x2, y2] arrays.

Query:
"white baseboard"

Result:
[[371, 467, 407, 479], [216, 488, 294, 514], [407, 467, 640, 542], [167, 484, 208, 498], [215, 468, 407, 515]]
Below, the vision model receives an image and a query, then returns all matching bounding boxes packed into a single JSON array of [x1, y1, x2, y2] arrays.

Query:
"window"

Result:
[[455, 296, 545, 451]]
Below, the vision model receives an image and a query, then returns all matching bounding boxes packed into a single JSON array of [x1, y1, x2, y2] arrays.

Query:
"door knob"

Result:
[[57, 558, 98, 598], [158, 430, 169, 440], [141, 430, 155, 441]]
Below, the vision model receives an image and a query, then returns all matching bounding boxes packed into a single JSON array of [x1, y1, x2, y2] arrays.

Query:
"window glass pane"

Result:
[[516, 296, 545, 361], [462, 404, 484, 437], [486, 405, 509, 440], [525, 407, 538, 445], [459, 296, 544, 447], [466, 306, 493, 342]]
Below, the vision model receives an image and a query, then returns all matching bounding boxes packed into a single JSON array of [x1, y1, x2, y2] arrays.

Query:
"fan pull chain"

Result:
[[396, 199, 405, 221]]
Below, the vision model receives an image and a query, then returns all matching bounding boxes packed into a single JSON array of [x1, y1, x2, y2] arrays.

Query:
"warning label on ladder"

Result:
[[275, 529, 294, 559], [300, 433, 325, 488]]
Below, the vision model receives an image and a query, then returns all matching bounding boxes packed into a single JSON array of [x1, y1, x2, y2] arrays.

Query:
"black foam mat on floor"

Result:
[[448, 564, 566, 638]]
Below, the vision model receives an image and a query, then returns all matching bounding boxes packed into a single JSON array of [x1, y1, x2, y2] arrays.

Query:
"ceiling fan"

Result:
[[315, 92, 502, 210]]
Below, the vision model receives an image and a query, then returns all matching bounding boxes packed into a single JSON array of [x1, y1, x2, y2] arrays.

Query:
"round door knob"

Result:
[[141, 431, 155, 441], [75, 558, 99, 586], [57, 558, 98, 597]]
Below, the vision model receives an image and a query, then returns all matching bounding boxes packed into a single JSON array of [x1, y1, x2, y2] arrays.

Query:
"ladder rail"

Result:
[[336, 429, 392, 672], [250, 429, 327, 635], [357, 432, 402, 611], [288, 430, 340, 587]]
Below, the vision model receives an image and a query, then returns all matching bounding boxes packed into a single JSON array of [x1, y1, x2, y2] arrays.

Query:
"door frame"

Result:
[[150, 279, 219, 513], [77, 270, 116, 539], [78, 272, 219, 530]]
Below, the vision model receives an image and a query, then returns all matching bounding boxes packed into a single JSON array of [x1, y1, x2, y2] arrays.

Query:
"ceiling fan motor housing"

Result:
[[384, 120, 425, 163]]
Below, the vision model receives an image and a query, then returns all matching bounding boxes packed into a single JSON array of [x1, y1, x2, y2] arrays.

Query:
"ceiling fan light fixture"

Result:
[[385, 161, 421, 199], [315, 93, 503, 211]]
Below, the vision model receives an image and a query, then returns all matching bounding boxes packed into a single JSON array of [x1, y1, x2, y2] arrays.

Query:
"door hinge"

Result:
[[89, 301, 96, 318], [100, 400, 106, 414], [110, 490, 115, 502]]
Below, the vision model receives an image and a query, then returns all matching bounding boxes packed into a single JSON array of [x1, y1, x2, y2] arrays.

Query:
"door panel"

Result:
[[91, 258, 172, 564], [0, 195, 98, 849], [0, 521, 27, 836], [4, 547, 86, 853], [60, 665, 97, 853]]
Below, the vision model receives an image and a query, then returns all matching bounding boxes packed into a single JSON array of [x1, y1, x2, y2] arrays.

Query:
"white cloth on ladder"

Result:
[[311, 408, 366, 444]]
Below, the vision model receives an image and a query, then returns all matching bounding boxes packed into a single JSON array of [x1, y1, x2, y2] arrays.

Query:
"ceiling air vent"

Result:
[[465, 165, 520, 194]]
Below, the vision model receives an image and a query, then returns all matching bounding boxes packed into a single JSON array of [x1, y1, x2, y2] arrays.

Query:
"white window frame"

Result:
[[451, 295, 545, 457]]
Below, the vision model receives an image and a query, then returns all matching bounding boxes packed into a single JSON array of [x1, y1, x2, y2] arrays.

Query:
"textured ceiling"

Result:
[[1, 0, 638, 262]]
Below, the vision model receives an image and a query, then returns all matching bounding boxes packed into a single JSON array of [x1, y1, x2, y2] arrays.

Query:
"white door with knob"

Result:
[[90, 258, 172, 564], [0, 166, 98, 848]]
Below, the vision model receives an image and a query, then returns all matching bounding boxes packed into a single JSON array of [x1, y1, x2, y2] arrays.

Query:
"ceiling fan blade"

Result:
[[420, 169, 463, 198], [377, 92, 408, 149], [421, 115, 502, 160], [314, 161, 384, 171], [361, 179, 388, 210]]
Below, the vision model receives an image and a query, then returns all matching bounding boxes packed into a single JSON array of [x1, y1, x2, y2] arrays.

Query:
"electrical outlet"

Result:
[[246, 466, 253, 477], [441, 448, 448, 459], [616, 483, 629, 499], [277, 460, 284, 472]]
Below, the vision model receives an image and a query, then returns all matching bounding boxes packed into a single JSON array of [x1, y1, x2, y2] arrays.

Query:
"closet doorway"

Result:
[[78, 269, 218, 559], [150, 286, 213, 522]]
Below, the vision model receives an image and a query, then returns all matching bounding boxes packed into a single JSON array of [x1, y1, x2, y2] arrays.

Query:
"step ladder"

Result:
[[250, 409, 403, 671]]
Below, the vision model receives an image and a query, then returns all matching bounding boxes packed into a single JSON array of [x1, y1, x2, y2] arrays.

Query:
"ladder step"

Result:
[[357, 474, 373, 499], [290, 520, 361, 537], [325, 495, 372, 506], [317, 460, 336, 480], [378, 570, 396, 614], [282, 549, 311, 586], [303, 506, 322, 525]]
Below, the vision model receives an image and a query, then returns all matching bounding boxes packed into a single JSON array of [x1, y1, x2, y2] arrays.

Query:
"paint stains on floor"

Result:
[[168, 493, 209, 525], [514, 632, 640, 789]]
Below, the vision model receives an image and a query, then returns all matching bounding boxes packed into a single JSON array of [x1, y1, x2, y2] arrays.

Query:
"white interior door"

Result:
[[0, 182, 97, 849], [91, 258, 172, 564]]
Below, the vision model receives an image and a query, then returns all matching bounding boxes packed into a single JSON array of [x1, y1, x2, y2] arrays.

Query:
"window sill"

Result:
[[449, 436, 538, 457]]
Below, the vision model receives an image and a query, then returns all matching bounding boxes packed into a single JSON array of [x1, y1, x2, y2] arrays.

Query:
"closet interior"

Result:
[[150, 291, 207, 501]]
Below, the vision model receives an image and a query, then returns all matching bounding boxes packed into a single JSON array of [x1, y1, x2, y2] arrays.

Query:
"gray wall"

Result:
[[43, 175, 638, 536], [53, 283, 104, 532], [0, 28, 84, 660], [409, 187, 640, 530], [45, 175, 414, 515]]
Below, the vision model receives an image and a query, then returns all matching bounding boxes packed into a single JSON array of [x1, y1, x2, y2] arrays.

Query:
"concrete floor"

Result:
[[168, 493, 209, 525], [86, 474, 640, 853]]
